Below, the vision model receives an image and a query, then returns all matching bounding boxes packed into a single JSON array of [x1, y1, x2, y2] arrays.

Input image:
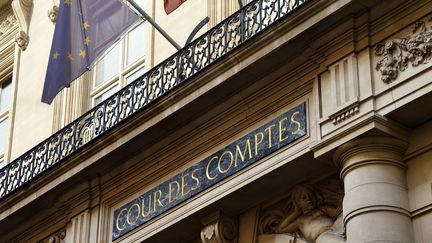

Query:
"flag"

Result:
[[42, 0, 140, 104], [164, 0, 186, 14]]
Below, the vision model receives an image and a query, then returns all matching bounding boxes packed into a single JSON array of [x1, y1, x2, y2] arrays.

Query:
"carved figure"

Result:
[[259, 181, 345, 243]]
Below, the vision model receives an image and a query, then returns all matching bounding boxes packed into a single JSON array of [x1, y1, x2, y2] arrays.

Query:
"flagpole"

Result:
[[127, 0, 182, 51]]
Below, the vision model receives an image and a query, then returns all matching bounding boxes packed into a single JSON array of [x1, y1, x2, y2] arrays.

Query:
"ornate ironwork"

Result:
[[0, 0, 308, 200]]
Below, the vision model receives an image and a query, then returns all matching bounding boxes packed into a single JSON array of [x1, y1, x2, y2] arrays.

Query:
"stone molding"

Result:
[[329, 101, 359, 125], [11, 0, 32, 51], [0, 5, 16, 36], [200, 211, 238, 243], [333, 137, 408, 180], [375, 16, 432, 83]]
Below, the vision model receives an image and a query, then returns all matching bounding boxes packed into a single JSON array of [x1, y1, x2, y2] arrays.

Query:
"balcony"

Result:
[[0, 0, 309, 200]]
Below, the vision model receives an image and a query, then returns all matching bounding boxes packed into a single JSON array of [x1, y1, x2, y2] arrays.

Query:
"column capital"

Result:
[[333, 137, 408, 179]]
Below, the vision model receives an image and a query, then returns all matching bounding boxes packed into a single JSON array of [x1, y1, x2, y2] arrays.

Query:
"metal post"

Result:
[[126, 0, 182, 50]]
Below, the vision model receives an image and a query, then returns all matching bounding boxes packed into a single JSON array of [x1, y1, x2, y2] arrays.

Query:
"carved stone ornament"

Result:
[[48, 5, 58, 23], [0, 12, 17, 36], [258, 179, 345, 243], [200, 212, 238, 243], [11, 0, 33, 51], [15, 29, 28, 49], [375, 16, 432, 83]]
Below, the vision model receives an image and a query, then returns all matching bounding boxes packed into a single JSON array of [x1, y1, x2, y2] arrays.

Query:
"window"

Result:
[[0, 77, 12, 168], [90, 1, 148, 106]]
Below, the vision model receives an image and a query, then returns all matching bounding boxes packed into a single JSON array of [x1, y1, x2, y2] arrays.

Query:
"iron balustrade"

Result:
[[0, 0, 308, 200]]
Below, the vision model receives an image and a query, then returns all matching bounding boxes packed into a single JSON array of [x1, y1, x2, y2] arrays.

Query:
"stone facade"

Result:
[[0, 0, 431, 243]]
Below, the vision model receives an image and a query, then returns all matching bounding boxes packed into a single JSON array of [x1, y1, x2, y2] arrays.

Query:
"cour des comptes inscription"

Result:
[[112, 103, 307, 240]]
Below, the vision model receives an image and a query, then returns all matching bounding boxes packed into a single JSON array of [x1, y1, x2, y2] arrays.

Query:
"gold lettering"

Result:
[[254, 132, 264, 156], [206, 156, 218, 180], [265, 124, 276, 148], [126, 204, 140, 225], [291, 111, 301, 135], [153, 190, 164, 211], [141, 195, 152, 217], [235, 139, 252, 165], [116, 208, 127, 231], [279, 117, 289, 142], [168, 181, 180, 203], [191, 169, 200, 190], [181, 173, 190, 196], [218, 150, 234, 173]]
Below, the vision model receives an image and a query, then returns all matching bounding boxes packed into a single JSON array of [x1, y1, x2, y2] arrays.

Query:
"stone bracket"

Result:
[[11, 0, 32, 51]]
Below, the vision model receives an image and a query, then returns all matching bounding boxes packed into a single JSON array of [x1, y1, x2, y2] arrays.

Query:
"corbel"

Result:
[[11, 0, 33, 51]]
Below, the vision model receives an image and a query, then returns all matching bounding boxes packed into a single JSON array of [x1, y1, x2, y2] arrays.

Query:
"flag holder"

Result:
[[126, 0, 182, 51]]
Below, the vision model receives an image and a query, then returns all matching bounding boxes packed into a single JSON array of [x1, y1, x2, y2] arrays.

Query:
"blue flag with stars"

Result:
[[42, 0, 140, 104]]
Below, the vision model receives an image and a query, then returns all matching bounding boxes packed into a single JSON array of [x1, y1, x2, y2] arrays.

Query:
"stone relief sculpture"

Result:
[[258, 179, 345, 243], [375, 16, 432, 83]]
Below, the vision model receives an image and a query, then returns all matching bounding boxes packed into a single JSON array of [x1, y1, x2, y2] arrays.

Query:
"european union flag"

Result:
[[42, 0, 140, 104]]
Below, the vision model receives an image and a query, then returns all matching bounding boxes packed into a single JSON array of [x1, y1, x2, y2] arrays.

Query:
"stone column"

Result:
[[334, 137, 414, 243]]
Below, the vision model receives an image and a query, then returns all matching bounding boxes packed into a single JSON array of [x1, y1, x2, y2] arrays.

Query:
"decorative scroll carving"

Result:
[[11, 0, 32, 51], [258, 179, 345, 243], [0, 12, 17, 36], [201, 211, 238, 243], [48, 5, 58, 23], [375, 17, 432, 83]]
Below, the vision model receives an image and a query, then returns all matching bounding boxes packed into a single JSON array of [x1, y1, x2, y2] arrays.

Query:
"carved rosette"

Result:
[[200, 213, 238, 243], [375, 16, 432, 83]]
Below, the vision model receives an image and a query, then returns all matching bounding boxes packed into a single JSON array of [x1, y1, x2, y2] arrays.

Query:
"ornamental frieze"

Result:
[[375, 16, 432, 83]]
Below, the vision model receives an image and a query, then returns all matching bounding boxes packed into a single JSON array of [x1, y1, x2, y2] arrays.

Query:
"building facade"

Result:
[[0, 0, 431, 242]]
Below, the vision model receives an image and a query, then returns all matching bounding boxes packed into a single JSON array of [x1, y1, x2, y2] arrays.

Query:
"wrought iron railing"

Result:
[[0, 0, 308, 200]]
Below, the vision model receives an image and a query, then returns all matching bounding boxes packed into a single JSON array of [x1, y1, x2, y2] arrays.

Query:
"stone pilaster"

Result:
[[64, 210, 91, 243], [200, 211, 238, 243], [334, 137, 414, 243]]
